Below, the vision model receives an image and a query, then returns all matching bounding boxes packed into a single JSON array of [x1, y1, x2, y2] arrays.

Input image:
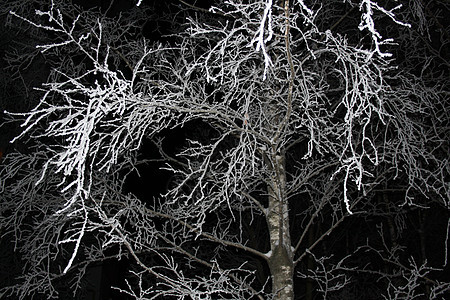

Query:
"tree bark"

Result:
[[266, 154, 294, 299]]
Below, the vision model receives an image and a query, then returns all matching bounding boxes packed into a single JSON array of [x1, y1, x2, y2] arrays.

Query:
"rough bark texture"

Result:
[[266, 154, 294, 299], [268, 243, 294, 299]]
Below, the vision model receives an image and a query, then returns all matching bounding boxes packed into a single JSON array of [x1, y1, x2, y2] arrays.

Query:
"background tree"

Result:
[[0, 0, 448, 299]]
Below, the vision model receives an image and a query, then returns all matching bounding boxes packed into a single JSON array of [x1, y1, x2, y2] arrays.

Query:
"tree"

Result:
[[0, 0, 448, 299]]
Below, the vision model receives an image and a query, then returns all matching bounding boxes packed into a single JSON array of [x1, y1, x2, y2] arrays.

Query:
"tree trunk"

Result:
[[266, 154, 294, 299]]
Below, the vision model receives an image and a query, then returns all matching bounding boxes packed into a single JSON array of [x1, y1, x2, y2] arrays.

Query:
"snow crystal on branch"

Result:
[[358, 0, 411, 58], [251, 0, 274, 80]]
